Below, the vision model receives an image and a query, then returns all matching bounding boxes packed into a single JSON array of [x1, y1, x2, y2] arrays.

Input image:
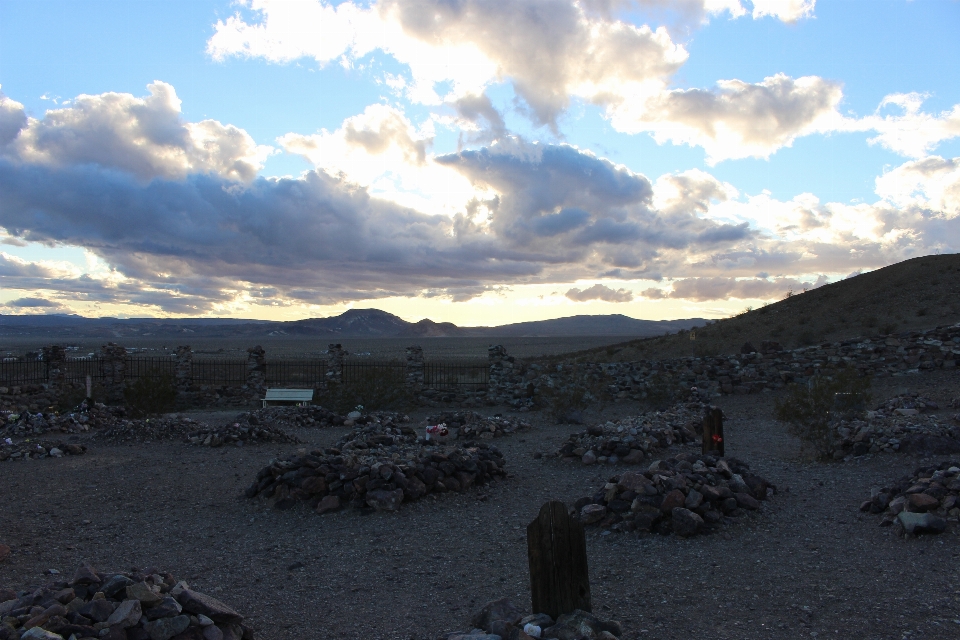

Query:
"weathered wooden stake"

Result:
[[702, 406, 725, 456], [527, 501, 591, 620]]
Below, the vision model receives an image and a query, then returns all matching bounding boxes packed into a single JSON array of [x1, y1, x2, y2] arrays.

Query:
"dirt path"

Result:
[[2, 370, 959, 639]]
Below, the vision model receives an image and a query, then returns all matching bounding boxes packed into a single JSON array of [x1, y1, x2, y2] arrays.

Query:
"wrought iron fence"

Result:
[[423, 360, 489, 390], [0, 355, 491, 391]]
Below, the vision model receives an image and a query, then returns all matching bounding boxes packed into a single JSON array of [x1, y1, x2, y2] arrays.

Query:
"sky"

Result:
[[0, 0, 958, 326]]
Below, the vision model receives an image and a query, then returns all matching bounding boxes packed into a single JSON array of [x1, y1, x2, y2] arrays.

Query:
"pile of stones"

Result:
[[425, 412, 530, 440], [1, 404, 123, 438], [98, 417, 300, 447], [0, 562, 252, 640], [333, 414, 417, 451], [443, 597, 622, 640], [860, 461, 960, 536], [232, 405, 347, 429], [0, 439, 86, 462], [554, 403, 703, 465], [245, 441, 507, 514], [574, 453, 774, 537], [832, 394, 960, 458]]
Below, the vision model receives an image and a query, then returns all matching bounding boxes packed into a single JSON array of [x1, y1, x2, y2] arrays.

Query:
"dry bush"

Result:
[[123, 370, 178, 417], [774, 368, 872, 461]]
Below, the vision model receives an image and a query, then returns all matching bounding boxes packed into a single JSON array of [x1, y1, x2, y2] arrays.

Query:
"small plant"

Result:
[[124, 370, 177, 417], [774, 368, 871, 461], [539, 382, 592, 423]]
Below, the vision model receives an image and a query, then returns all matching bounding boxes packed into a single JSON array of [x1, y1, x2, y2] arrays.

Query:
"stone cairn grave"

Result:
[[0, 562, 252, 640], [832, 393, 960, 459], [425, 411, 531, 440], [553, 402, 703, 465], [574, 453, 774, 538], [97, 416, 301, 448], [442, 597, 623, 640], [860, 460, 960, 536], [0, 439, 86, 463], [245, 415, 507, 514]]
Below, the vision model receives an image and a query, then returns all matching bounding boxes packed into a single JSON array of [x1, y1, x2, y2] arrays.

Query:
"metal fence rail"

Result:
[[191, 358, 247, 387], [0, 356, 491, 391], [424, 360, 489, 390]]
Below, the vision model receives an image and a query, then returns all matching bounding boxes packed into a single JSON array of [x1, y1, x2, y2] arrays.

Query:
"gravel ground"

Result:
[[2, 369, 960, 640]]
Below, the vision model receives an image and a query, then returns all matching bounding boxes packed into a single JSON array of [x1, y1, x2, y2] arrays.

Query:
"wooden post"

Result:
[[702, 406, 724, 456], [527, 501, 591, 620]]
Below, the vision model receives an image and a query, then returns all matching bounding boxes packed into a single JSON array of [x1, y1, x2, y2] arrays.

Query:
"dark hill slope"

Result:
[[555, 254, 960, 363]]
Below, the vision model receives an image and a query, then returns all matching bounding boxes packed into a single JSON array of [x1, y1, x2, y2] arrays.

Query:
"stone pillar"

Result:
[[246, 345, 266, 394], [405, 345, 424, 390], [487, 345, 510, 400], [325, 344, 347, 384], [42, 345, 67, 395], [100, 342, 127, 404], [175, 345, 193, 392]]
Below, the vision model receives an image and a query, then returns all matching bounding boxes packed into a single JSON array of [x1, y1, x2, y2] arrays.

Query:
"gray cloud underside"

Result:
[[0, 142, 760, 308]]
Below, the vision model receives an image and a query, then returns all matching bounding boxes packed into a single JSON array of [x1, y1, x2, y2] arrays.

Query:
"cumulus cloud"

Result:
[[750, 0, 815, 22], [209, 0, 688, 126], [875, 156, 960, 219], [0, 87, 27, 148], [607, 73, 844, 162], [565, 283, 634, 302], [280, 103, 485, 216], [857, 93, 960, 158], [3, 82, 271, 182]]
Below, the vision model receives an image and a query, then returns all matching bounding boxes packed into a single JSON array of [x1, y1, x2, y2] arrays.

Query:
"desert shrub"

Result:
[[537, 365, 614, 422], [124, 370, 177, 417], [774, 368, 871, 461], [321, 365, 412, 413]]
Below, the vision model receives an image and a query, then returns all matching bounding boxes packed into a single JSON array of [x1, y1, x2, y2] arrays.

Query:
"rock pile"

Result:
[[860, 461, 960, 536], [443, 597, 622, 640], [426, 412, 530, 440], [0, 439, 86, 462], [554, 403, 703, 465], [832, 394, 960, 458], [245, 441, 507, 514], [98, 417, 301, 447], [0, 562, 253, 640], [333, 413, 417, 451], [231, 405, 347, 429], [1, 404, 123, 438], [574, 453, 774, 537]]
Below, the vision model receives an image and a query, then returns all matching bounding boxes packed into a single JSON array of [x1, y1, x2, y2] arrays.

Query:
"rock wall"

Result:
[[489, 323, 960, 404]]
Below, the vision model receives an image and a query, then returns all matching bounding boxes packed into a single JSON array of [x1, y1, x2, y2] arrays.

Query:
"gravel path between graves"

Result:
[[2, 369, 960, 640]]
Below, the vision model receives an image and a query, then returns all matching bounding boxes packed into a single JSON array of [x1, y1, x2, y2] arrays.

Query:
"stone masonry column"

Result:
[[405, 345, 424, 391], [100, 342, 127, 404], [175, 345, 193, 392], [246, 345, 267, 396], [42, 345, 67, 397], [325, 344, 347, 385]]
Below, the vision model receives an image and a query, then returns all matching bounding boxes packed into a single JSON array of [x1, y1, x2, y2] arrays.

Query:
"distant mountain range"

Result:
[[0, 308, 705, 339]]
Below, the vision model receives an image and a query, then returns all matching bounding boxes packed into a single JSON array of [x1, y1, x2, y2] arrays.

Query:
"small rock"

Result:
[[365, 488, 404, 512], [143, 614, 191, 640], [106, 598, 142, 628], [671, 507, 703, 537], [897, 511, 947, 535], [580, 504, 607, 524], [315, 495, 341, 515]]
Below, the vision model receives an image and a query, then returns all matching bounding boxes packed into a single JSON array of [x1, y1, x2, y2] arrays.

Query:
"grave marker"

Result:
[[527, 500, 591, 620], [702, 406, 724, 456]]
